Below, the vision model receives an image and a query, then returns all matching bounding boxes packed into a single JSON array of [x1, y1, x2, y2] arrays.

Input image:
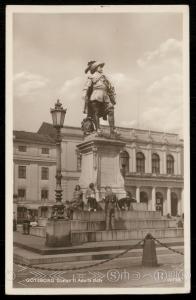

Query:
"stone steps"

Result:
[[14, 244, 184, 266], [71, 228, 183, 244], [71, 219, 177, 231], [72, 210, 162, 221], [30, 218, 177, 238]]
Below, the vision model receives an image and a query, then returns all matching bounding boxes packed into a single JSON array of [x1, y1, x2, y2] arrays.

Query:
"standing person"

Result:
[[85, 183, 97, 211], [82, 61, 116, 136], [104, 186, 119, 230], [23, 210, 31, 235]]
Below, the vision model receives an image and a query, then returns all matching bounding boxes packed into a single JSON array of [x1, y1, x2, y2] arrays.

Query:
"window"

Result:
[[120, 151, 129, 177], [18, 189, 26, 201], [18, 145, 27, 152], [167, 154, 174, 174], [77, 152, 82, 171], [41, 206, 48, 218], [152, 153, 160, 174], [18, 166, 26, 179], [41, 189, 48, 201], [41, 148, 49, 154], [17, 206, 27, 224], [136, 152, 145, 173], [41, 167, 49, 180]]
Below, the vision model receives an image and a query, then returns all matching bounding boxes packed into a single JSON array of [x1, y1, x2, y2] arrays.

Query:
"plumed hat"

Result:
[[90, 61, 105, 73], [85, 60, 96, 74]]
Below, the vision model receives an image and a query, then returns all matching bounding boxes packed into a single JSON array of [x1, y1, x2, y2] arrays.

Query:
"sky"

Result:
[[13, 11, 184, 136]]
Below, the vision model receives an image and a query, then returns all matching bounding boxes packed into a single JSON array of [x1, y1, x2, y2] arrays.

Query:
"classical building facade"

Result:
[[13, 122, 184, 221], [13, 130, 56, 221]]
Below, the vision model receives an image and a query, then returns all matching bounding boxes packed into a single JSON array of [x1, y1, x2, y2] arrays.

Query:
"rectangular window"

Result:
[[18, 145, 27, 152], [152, 165, 160, 174], [18, 166, 26, 179], [41, 167, 49, 180], [41, 189, 48, 201], [41, 148, 49, 154], [167, 161, 174, 174], [41, 206, 48, 218], [136, 160, 145, 173], [18, 189, 26, 201]]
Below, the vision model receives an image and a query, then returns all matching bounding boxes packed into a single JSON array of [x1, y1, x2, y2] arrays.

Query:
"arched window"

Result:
[[167, 154, 174, 174], [136, 152, 145, 173], [120, 151, 129, 177], [152, 153, 160, 174]]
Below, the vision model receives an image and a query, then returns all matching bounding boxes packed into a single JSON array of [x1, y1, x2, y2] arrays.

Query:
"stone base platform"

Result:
[[71, 228, 183, 244], [30, 210, 179, 242], [30, 218, 178, 239], [14, 243, 184, 266], [13, 231, 184, 261]]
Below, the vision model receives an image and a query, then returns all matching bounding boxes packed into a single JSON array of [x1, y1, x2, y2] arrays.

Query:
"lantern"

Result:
[[50, 99, 66, 128]]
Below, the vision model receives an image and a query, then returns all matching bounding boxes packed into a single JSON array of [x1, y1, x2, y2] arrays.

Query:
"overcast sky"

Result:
[[13, 12, 184, 136]]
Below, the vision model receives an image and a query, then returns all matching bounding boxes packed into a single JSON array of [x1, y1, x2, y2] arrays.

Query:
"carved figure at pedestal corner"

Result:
[[82, 60, 118, 137]]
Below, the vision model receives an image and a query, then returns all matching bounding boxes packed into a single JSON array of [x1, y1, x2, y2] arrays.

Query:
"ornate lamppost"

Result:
[[50, 99, 67, 219]]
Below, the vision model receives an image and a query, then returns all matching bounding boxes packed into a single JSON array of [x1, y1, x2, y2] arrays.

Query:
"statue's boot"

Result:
[[94, 113, 103, 135], [94, 113, 100, 131]]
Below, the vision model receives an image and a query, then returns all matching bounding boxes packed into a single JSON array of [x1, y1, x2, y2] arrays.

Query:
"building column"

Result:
[[162, 150, 166, 174], [166, 187, 171, 215], [177, 149, 181, 175], [151, 187, 156, 211], [175, 149, 179, 175], [127, 148, 132, 173], [132, 147, 136, 173], [161, 145, 167, 174], [147, 145, 152, 173], [177, 197, 182, 216], [136, 187, 140, 203], [178, 188, 184, 215]]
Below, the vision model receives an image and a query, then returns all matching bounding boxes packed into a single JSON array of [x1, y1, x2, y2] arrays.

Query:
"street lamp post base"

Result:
[[50, 202, 69, 220], [45, 218, 72, 247]]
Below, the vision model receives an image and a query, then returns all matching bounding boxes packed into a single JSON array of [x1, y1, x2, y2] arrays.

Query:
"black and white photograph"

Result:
[[6, 5, 190, 294]]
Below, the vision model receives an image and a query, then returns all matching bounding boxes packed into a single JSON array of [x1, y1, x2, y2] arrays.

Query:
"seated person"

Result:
[[85, 183, 98, 212], [118, 192, 133, 210], [67, 185, 84, 219]]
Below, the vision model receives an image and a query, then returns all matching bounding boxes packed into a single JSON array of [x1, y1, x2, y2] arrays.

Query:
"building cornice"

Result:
[[14, 139, 55, 146], [14, 156, 56, 165]]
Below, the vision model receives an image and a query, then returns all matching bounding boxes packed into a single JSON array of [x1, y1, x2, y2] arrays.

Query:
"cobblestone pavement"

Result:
[[10, 253, 186, 289]]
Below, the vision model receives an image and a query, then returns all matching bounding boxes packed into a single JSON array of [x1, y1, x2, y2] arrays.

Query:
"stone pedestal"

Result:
[[45, 219, 71, 247], [77, 134, 126, 201]]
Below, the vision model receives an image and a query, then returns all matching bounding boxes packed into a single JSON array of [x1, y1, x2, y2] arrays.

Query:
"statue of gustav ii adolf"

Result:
[[82, 61, 117, 136]]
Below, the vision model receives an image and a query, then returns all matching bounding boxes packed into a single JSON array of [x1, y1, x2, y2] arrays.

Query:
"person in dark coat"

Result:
[[104, 186, 119, 230], [23, 210, 31, 235]]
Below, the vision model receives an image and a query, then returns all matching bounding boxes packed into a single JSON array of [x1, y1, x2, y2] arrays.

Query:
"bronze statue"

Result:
[[82, 61, 117, 136]]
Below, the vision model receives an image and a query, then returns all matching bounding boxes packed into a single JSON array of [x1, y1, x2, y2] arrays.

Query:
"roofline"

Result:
[[40, 122, 181, 137]]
